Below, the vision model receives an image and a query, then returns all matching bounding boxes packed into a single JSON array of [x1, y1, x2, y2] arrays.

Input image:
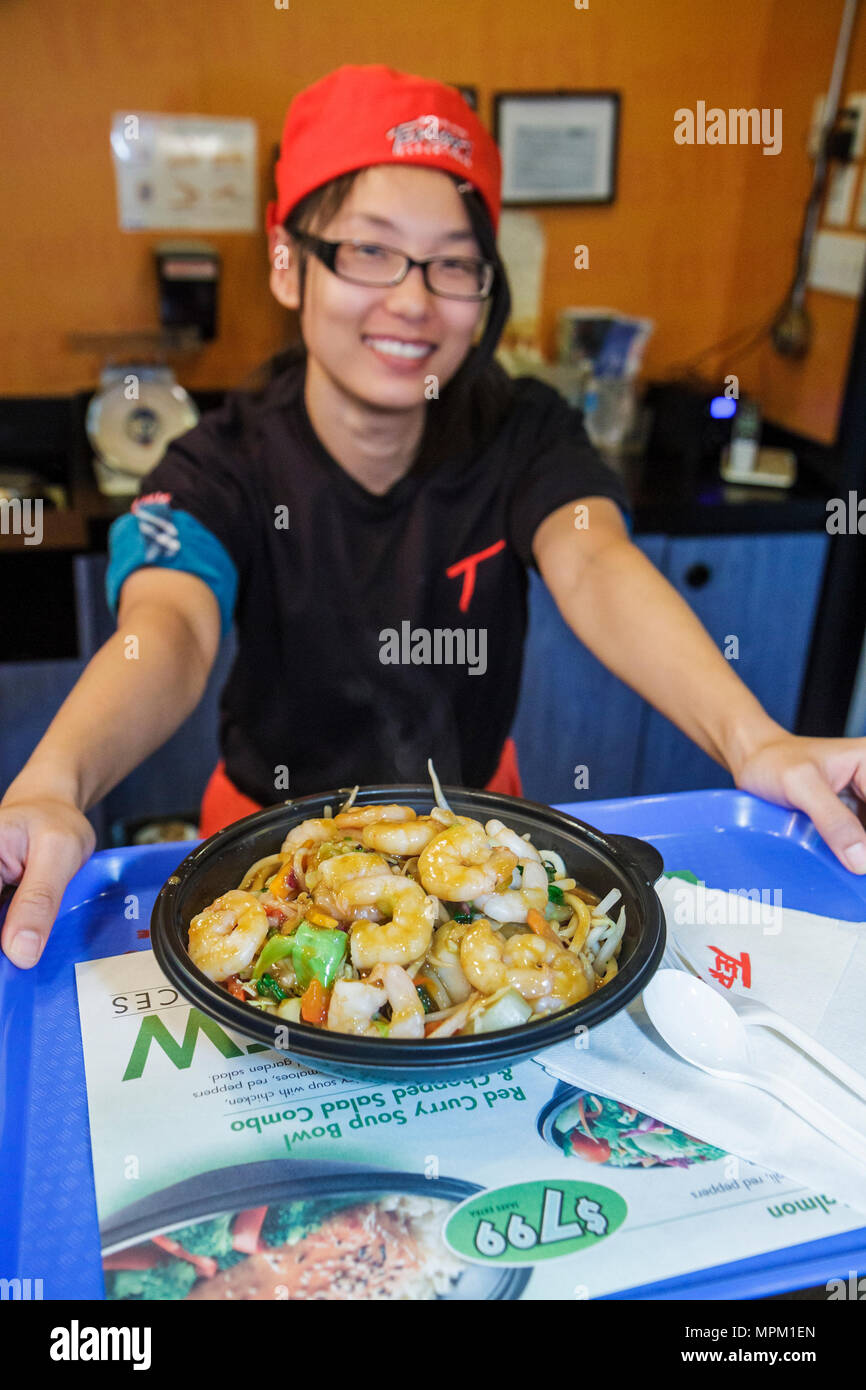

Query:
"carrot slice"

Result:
[[103, 1245, 161, 1271], [527, 907, 562, 946], [301, 978, 329, 1025], [151, 1234, 218, 1278], [306, 905, 339, 929], [232, 1205, 269, 1253], [269, 863, 297, 901]]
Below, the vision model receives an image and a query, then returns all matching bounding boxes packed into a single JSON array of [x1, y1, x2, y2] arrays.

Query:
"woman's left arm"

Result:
[[533, 496, 866, 875]]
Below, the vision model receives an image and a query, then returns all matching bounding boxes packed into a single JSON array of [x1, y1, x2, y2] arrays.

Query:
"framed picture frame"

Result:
[[493, 90, 620, 206]]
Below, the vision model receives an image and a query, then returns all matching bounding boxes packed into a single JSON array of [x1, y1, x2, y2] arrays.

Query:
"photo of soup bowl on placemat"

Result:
[[100, 1159, 531, 1300]]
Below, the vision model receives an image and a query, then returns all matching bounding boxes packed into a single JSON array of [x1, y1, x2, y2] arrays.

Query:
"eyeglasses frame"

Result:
[[289, 229, 496, 302]]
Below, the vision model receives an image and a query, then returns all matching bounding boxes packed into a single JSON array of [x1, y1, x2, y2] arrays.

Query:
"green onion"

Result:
[[548, 883, 564, 904], [257, 973, 287, 1002]]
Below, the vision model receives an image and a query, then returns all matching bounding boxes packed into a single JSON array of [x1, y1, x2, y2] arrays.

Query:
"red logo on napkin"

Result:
[[708, 946, 751, 990]]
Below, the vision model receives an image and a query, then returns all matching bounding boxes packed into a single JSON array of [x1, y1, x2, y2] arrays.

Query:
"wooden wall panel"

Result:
[[1, 0, 862, 445]]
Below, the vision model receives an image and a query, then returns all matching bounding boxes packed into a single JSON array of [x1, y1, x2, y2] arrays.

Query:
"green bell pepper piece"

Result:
[[252, 933, 296, 980], [289, 922, 347, 990]]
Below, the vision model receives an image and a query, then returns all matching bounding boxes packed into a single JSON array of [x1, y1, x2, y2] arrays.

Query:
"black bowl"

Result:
[[151, 785, 666, 1082]]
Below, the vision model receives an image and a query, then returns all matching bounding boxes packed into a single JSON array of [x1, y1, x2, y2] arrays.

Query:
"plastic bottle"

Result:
[[728, 397, 762, 474]]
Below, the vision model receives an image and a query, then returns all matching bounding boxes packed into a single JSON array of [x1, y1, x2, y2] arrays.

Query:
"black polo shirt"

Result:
[[106, 356, 630, 801]]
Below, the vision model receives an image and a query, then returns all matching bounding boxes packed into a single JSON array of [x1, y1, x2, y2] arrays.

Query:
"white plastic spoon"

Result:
[[642, 970, 866, 1165], [663, 938, 866, 1104]]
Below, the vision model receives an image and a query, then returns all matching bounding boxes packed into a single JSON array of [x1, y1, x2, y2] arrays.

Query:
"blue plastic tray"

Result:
[[1, 789, 864, 1300]]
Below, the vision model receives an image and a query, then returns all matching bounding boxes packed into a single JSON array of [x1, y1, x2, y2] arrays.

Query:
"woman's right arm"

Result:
[[0, 567, 222, 968]]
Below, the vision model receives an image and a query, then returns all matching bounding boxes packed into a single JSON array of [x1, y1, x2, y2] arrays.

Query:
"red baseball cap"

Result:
[[266, 65, 502, 234]]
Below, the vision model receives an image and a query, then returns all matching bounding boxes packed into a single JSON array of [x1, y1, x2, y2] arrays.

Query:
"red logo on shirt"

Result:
[[446, 538, 506, 612], [132, 491, 172, 512]]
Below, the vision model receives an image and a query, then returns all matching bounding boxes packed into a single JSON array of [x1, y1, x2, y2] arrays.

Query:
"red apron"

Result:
[[198, 738, 524, 839]]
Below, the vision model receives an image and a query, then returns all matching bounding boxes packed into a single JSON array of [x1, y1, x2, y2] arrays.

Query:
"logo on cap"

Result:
[[386, 114, 473, 168]]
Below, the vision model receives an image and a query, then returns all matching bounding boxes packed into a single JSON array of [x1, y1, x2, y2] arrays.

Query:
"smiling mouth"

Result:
[[362, 336, 436, 360]]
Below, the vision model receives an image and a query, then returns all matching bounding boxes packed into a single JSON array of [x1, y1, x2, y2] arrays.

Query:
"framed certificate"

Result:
[[493, 90, 620, 206]]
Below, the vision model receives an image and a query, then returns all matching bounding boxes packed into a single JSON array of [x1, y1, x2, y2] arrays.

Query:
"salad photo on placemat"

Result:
[[539, 1085, 727, 1170]]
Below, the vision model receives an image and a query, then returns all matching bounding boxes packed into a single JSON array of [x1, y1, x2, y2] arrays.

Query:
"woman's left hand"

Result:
[[732, 733, 866, 875]]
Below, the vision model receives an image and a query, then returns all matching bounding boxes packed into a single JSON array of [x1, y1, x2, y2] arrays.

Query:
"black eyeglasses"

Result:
[[290, 230, 495, 301]]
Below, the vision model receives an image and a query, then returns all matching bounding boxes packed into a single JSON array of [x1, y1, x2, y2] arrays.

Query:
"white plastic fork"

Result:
[[660, 936, 866, 1104]]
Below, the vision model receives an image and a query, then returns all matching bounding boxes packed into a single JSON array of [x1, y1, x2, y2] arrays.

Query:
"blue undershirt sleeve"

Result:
[[105, 503, 238, 637]]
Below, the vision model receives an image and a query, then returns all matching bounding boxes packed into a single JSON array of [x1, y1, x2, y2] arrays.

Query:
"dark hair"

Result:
[[237, 166, 515, 461]]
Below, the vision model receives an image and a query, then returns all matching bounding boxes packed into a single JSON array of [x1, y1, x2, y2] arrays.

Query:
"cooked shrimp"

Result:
[[280, 818, 340, 854], [475, 818, 549, 921], [507, 934, 595, 1011], [315, 851, 391, 890], [486, 819, 550, 896], [188, 890, 269, 982], [310, 883, 352, 924], [473, 882, 548, 924], [417, 821, 517, 902], [459, 921, 555, 1000], [368, 963, 425, 1039], [361, 817, 440, 855], [484, 819, 542, 863], [339, 874, 438, 969], [325, 979, 388, 1036], [427, 919, 473, 1003], [333, 804, 416, 830]]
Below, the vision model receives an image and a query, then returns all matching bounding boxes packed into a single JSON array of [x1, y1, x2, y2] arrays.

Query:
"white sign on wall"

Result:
[[110, 113, 258, 232]]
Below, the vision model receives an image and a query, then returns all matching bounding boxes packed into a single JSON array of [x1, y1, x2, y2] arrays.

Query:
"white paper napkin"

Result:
[[535, 876, 866, 1213]]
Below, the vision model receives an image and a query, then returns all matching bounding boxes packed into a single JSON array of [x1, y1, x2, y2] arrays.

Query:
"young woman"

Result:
[[2, 64, 865, 971]]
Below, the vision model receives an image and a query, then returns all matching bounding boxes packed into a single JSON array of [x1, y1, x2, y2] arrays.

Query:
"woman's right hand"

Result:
[[0, 799, 96, 969]]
